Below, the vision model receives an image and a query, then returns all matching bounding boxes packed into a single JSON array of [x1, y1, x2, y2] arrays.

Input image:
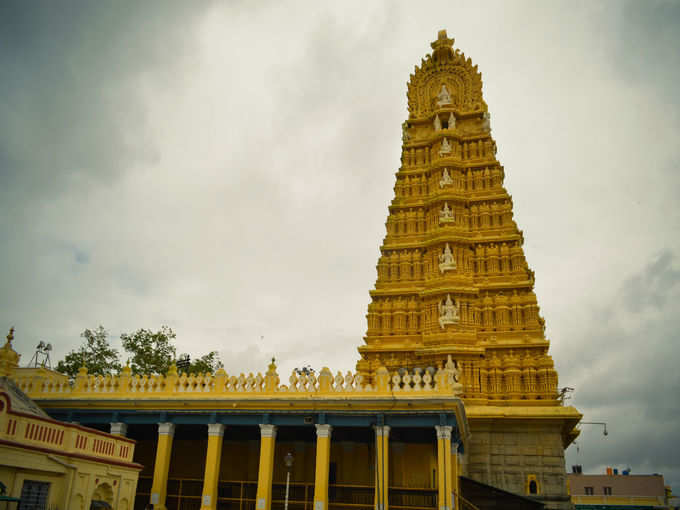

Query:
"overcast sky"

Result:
[[1, 0, 679, 491]]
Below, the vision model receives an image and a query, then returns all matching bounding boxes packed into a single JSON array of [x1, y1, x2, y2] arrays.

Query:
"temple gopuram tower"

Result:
[[357, 30, 581, 509]]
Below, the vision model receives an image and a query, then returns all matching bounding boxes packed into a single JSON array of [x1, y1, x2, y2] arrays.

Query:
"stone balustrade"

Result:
[[11, 357, 463, 400]]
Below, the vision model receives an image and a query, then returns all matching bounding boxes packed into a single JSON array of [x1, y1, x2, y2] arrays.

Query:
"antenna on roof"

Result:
[[27, 341, 52, 369]]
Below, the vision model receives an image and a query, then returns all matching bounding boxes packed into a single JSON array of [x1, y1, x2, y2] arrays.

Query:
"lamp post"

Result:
[[284, 452, 294, 510], [580, 421, 609, 436]]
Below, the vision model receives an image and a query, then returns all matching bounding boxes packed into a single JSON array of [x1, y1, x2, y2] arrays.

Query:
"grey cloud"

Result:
[[612, 0, 680, 105], [0, 1, 206, 201], [621, 251, 680, 312], [565, 250, 680, 487], [1, 0, 679, 492]]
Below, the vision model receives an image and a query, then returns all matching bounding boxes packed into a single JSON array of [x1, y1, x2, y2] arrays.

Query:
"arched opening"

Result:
[[526, 475, 540, 496], [90, 482, 114, 509]]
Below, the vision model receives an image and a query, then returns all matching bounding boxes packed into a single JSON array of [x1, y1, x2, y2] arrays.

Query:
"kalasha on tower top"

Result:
[[357, 30, 560, 404]]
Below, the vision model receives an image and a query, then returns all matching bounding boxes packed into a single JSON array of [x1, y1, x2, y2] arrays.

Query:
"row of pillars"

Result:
[[109, 422, 460, 510]]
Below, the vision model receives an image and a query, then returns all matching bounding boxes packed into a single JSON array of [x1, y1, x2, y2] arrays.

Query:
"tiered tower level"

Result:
[[357, 31, 559, 404]]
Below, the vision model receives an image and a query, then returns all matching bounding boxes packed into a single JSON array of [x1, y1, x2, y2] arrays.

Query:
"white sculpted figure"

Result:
[[433, 114, 441, 131], [438, 243, 456, 273], [437, 84, 452, 107], [402, 121, 410, 142], [439, 137, 452, 156], [439, 168, 453, 188], [438, 294, 459, 329], [448, 112, 456, 129], [445, 355, 460, 383], [482, 112, 491, 131], [439, 202, 454, 224]]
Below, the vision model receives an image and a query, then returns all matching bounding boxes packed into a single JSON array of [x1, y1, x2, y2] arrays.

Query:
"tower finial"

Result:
[[431, 29, 454, 51]]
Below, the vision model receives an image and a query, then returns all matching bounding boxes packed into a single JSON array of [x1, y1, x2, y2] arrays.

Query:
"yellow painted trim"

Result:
[[465, 404, 581, 419], [526, 474, 540, 495]]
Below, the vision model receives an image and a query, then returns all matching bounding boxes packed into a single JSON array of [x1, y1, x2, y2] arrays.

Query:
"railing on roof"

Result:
[[11, 357, 463, 400], [0, 392, 135, 463]]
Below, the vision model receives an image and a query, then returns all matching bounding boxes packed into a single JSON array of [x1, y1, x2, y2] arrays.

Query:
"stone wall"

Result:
[[465, 420, 572, 510]]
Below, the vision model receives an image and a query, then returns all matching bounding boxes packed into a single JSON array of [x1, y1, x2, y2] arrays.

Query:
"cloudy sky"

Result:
[[1, 0, 679, 491]]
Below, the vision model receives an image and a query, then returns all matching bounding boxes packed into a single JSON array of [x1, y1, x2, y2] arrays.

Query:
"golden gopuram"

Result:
[[1, 30, 580, 510]]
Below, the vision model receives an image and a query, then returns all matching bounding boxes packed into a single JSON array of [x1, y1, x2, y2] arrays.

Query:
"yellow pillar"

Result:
[[435, 426, 453, 510], [150, 422, 175, 510], [255, 424, 277, 510], [200, 423, 225, 510], [313, 424, 333, 510], [374, 425, 390, 510]]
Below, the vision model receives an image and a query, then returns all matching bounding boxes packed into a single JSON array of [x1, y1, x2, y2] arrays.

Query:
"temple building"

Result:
[[0, 31, 580, 510], [356, 29, 581, 507], [0, 332, 142, 510]]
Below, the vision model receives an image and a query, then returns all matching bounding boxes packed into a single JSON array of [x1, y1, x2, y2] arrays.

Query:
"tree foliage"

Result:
[[55, 326, 121, 378], [120, 326, 176, 375], [184, 351, 224, 375], [55, 325, 224, 378]]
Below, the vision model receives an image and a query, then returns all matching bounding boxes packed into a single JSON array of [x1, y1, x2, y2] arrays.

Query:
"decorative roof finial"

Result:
[[0, 328, 20, 377], [431, 30, 454, 52]]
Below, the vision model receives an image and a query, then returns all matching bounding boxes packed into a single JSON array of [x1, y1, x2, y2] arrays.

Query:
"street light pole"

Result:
[[284, 452, 294, 510], [580, 422, 609, 436]]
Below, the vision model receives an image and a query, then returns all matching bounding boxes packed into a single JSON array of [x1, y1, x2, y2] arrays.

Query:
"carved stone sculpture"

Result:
[[438, 294, 459, 329], [482, 112, 491, 131], [439, 202, 454, 224], [433, 114, 441, 131], [439, 168, 453, 188], [439, 137, 452, 156], [437, 84, 452, 107], [402, 121, 410, 142], [448, 112, 456, 129], [445, 355, 460, 383], [438, 243, 456, 273]]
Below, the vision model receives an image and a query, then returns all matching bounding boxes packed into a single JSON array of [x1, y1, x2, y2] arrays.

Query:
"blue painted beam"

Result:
[[46, 409, 461, 431]]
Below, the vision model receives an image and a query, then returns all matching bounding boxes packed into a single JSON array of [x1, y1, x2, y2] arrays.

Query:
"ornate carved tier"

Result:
[[357, 31, 557, 403]]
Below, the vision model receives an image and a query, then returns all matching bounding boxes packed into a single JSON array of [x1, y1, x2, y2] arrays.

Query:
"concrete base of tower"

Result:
[[463, 416, 579, 510]]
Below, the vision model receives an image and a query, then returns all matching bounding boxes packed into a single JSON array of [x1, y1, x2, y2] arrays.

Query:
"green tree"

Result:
[[120, 326, 176, 375], [56, 326, 121, 378], [184, 351, 223, 375]]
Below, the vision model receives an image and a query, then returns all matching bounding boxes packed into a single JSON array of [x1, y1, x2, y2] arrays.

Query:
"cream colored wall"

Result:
[[0, 445, 67, 508], [0, 444, 140, 510]]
